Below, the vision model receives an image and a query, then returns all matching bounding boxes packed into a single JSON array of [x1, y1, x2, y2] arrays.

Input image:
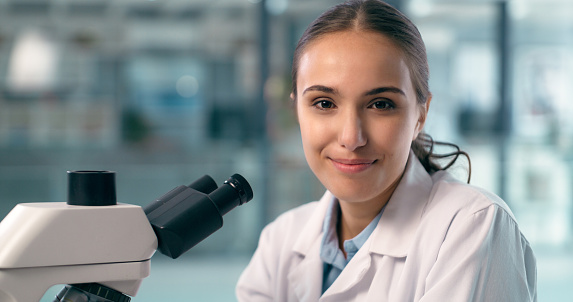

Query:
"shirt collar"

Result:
[[351, 207, 384, 251], [320, 198, 385, 269]]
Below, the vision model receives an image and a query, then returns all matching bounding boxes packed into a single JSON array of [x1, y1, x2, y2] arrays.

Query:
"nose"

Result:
[[338, 111, 367, 151]]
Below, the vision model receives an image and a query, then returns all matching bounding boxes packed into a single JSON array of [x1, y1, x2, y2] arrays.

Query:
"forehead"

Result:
[[297, 30, 414, 97]]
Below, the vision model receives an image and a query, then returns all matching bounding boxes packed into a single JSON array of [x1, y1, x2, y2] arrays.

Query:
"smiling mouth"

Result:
[[329, 158, 377, 174]]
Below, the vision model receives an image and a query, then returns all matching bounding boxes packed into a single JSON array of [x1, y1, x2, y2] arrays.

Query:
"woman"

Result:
[[236, 0, 537, 301]]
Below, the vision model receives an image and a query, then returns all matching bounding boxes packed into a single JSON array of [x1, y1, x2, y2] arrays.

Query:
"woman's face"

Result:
[[295, 30, 429, 207]]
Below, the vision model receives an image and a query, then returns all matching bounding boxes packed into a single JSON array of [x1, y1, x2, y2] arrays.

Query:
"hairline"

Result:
[[292, 28, 425, 106]]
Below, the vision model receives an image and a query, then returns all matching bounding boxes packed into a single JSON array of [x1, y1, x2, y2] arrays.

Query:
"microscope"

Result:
[[0, 170, 254, 302]]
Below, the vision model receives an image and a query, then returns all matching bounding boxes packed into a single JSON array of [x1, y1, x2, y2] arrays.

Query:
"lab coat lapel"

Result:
[[320, 244, 373, 300], [370, 152, 433, 257], [286, 153, 433, 300], [287, 239, 324, 301], [321, 154, 433, 300], [287, 192, 334, 302]]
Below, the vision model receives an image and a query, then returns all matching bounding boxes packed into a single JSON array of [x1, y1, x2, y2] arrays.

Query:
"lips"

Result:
[[330, 158, 377, 174]]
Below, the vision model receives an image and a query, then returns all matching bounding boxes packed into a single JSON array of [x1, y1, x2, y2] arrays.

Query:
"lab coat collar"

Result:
[[292, 191, 334, 256], [369, 151, 433, 257], [292, 151, 433, 259], [289, 193, 333, 301], [287, 151, 433, 300]]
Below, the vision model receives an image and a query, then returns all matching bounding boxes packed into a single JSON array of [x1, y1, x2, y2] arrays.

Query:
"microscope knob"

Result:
[[57, 283, 131, 302]]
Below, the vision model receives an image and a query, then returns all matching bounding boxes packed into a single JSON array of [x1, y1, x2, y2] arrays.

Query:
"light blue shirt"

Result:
[[320, 198, 384, 294]]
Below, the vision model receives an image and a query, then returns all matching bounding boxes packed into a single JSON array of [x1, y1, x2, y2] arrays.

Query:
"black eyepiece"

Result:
[[224, 174, 254, 205]]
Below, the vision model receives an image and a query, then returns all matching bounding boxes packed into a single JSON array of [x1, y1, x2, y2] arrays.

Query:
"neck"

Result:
[[337, 198, 384, 244], [337, 173, 402, 244]]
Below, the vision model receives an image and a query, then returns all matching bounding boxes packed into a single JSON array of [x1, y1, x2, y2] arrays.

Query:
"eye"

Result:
[[369, 99, 394, 110], [313, 100, 335, 110]]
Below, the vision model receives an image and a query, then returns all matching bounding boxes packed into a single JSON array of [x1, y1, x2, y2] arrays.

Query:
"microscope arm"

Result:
[[0, 260, 149, 302]]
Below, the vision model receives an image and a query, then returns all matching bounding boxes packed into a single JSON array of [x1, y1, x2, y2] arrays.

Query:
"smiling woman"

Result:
[[236, 1, 537, 301], [296, 30, 423, 222]]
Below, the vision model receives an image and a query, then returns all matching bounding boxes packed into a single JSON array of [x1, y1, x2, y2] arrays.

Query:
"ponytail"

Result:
[[411, 133, 472, 183]]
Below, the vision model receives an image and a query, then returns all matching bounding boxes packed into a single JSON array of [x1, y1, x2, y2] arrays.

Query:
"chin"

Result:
[[321, 167, 398, 202], [326, 181, 381, 204]]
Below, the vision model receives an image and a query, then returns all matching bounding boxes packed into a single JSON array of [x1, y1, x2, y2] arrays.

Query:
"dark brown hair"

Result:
[[291, 0, 471, 182]]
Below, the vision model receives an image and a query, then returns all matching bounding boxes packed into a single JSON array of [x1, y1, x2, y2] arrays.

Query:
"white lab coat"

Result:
[[236, 154, 537, 301]]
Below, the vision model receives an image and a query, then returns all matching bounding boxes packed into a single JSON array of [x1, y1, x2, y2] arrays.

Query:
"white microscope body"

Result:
[[0, 202, 157, 302], [0, 171, 253, 302]]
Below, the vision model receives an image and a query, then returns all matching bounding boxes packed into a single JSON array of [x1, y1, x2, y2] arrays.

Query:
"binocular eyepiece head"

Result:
[[65, 171, 254, 259], [144, 173, 254, 259]]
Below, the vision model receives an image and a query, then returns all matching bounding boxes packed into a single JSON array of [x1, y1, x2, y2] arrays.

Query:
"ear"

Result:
[[413, 95, 432, 140]]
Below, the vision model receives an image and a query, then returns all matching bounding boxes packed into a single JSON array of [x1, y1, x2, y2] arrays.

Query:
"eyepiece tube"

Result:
[[188, 175, 218, 194], [143, 175, 217, 215], [146, 173, 254, 259]]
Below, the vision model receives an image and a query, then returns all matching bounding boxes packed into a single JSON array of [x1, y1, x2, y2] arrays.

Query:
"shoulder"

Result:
[[414, 170, 533, 262], [236, 201, 322, 300], [258, 200, 321, 249], [263, 201, 319, 236], [417, 170, 527, 247], [257, 191, 335, 257], [426, 170, 516, 222], [409, 172, 537, 302]]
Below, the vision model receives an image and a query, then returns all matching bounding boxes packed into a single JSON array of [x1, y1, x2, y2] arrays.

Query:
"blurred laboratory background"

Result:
[[0, 0, 570, 300]]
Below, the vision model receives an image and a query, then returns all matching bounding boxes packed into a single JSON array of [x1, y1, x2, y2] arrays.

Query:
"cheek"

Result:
[[372, 116, 418, 154], [299, 113, 326, 151], [297, 111, 334, 170]]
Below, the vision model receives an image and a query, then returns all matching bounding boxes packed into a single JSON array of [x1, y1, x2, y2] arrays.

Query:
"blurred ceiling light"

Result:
[[510, 0, 530, 20], [176, 75, 199, 98], [266, 0, 288, 15], [418, 26, 454, 52], [408, 0, 434, 17], [7, 29, 59, 93]]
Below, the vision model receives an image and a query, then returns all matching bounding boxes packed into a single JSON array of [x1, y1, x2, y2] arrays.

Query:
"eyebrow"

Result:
[[302, 85, 339, 96], [365, 86, 406, 96], [302, 85, 406, 97]]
